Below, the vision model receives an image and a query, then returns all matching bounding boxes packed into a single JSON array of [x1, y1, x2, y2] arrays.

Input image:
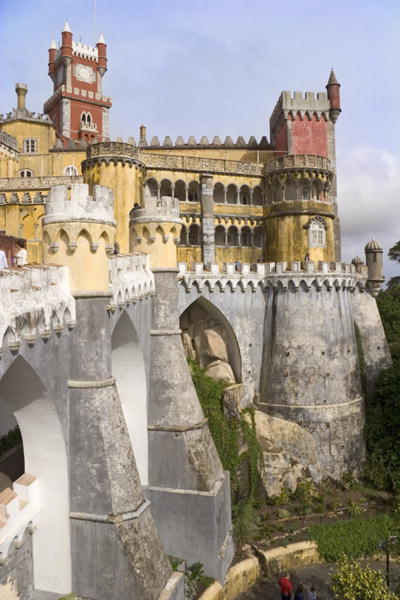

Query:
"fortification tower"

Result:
[[266, 71, 341, 261], [44, 23, 111, 145], [42, 183, 174, 599], [131, 193, 234, 580], [42, 183, 115, 292], [364, 239, 384, 297], [82, 142, 144, 253]]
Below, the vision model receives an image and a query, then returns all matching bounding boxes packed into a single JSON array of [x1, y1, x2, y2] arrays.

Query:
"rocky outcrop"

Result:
[[180, 303, 236, 383], [247, 411, 321, 497]]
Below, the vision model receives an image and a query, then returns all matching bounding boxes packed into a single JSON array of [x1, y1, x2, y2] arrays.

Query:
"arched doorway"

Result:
[[111, 311, 148, 485], [0, 356, 71, 594], [180, 297, 242, 383]]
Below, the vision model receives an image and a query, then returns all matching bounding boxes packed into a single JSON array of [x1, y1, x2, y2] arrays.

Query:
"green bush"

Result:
[[309, 514, 395, 562], [331, 555, 398, 600], [0, 426, 22, 458]]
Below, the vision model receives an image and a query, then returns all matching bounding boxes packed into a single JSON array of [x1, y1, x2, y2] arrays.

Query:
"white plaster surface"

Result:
[[0, 473, 39, 558], [112, 312, 148, 485], [109, 253, 155, 308], [0, 360, 71, 595], [45, 184, 115, 225]]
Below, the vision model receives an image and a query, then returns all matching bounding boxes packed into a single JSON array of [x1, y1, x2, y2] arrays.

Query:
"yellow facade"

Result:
[[43, 221, 115, 292]]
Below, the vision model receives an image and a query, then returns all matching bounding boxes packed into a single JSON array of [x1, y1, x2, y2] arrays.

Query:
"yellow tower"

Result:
[[264, 155, 336, 262], [130, 194, 182, 269], [82, 142, 144, 254], [42, 183, 115, 293]]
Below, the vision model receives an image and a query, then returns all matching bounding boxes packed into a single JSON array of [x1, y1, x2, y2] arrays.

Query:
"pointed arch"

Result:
[[179, 296, 242, 382], [0, 357, 71, 593]]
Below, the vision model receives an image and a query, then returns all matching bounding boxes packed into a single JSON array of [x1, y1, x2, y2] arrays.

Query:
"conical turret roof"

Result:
[[327, 69, 339, 86]]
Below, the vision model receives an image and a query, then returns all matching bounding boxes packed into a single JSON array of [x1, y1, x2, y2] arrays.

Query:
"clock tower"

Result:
[[44, 22, 112, 146]]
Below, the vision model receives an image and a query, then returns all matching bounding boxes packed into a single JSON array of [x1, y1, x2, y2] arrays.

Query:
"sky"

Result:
[[0, 0, 399, 279]]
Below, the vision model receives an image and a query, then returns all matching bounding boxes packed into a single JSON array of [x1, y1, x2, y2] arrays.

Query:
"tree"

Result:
[[388, 241, 400, 289]]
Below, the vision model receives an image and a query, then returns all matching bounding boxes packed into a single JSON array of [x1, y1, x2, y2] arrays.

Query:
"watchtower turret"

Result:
[[326, 69, 341, 124], [42, 183, 115, 293], [130, 195, 183, 268], [365, 239, 384, 296]]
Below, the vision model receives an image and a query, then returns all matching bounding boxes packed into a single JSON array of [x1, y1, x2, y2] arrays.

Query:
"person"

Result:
[[278, 573, 292, 600], [304, 253, 310, 261], [294, 584, 305, 600], [0, 244, 8, 270], [14, 240, 27, 267], [308, 585, 316, 600]]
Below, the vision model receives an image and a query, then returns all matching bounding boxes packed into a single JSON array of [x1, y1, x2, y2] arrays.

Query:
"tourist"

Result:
[[278, 573, 292, 600], [14, 240, 27, 267], [304, 253, 310, 261], [294, 584, 305, 600], [307, 585, 317, 600], [0, 244, 8, 269]]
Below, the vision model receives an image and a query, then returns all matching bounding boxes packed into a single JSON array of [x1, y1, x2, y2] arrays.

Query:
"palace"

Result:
[[0, 22, 391, 600]]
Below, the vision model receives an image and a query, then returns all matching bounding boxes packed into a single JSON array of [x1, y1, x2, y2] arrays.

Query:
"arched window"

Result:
[[174, 180, 186, 202], [215, 225, 226, 246], [19, 169, 33, 177], [144, 178, 158, 198], [179, 225, 188, 245], [81, 113, 87, 126], [188, 224, 201, 246], [213, 183, 225, 204], [63, 165, 78, 176], [302, 187, 310, 200], [188, 181, 199, 202], [227, 226, 239, 247], [160, 179, 172, 197], [23, 138, 37, 153], [241, 226, 252, 247], [252, 186, 263, 206], [226, 184, 238, 204], [240, 185, 250, 205], [307, 217, 326, 247], [253, 226, 265, 248]]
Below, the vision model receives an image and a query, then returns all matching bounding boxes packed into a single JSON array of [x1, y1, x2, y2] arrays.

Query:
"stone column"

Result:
[[146, 269, 234, 580], [200, 173, 215, 265]]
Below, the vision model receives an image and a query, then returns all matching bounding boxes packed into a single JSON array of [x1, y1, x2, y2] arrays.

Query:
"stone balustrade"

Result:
[[0, 265, 75, 351], [108, 253, 155, 308], [0, 175, 83, 192], [178, 261, 368, 293], [143, 153, 264, 176], [0, 473, 39, 561], [265, 154, 331, 173]]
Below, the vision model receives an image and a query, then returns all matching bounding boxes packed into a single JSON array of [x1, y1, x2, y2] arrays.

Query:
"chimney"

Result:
[[139, 125, 147, 146], [15, 83, 28, 116]]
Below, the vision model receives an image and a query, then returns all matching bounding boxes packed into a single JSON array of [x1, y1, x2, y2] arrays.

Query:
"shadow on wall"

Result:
[[180, 297, 242, 383]]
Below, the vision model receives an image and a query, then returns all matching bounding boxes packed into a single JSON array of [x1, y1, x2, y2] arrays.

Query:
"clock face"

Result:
[[75, 64, 96, 84]]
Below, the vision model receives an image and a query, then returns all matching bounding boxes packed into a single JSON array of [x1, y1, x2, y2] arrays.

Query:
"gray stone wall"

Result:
[[0, 531, 33, 600]]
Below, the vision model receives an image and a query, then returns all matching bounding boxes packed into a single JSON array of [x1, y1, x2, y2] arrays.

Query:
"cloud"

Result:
[[338, 146, 400, 281]]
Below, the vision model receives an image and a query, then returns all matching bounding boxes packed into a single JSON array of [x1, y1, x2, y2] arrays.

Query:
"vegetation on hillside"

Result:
[[332, 555, 398, 600], [366, 240, 400, 493]]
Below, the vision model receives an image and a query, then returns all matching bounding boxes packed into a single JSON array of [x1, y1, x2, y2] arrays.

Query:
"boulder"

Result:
[[205, 360, 235, 383], [194, 328, 229, 363], [181, 331, 197, 360], [245, 410, 321, 497]]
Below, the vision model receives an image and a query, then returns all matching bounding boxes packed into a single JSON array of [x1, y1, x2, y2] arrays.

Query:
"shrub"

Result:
[[331, 555, 398, 600], [0, 426, 22, 458], [309, 514, 395, 562]]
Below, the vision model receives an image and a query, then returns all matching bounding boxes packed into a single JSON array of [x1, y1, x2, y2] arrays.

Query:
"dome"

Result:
[[365, 239, 383, 252], [351, 256, 363, 266]]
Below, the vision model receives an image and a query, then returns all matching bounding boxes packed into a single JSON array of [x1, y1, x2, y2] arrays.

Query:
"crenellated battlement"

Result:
[[131, 195, 181, 224], [0, 473, 39, 561], [270, 89, 331, 131], [108, 253, 155, 308], [0, 265, 75, 352], [44, 183, 115, 225], [178, 260, 368, 293]]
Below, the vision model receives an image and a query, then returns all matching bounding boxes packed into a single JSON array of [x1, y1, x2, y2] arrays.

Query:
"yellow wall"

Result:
[[131, 221, 181, 268], [84, 161, 142, 253], [142, 147, 274, 163], [43, 221, 115, 292]]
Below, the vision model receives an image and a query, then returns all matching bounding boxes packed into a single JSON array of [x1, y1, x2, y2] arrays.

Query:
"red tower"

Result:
[[44, 22, 112, 145]]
